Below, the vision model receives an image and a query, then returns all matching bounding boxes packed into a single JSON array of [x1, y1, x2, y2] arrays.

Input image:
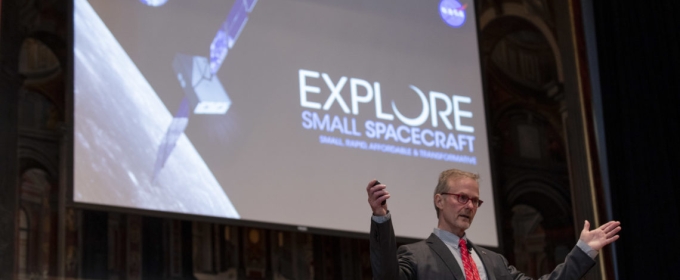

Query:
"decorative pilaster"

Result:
[[553, 0, 609, 278]]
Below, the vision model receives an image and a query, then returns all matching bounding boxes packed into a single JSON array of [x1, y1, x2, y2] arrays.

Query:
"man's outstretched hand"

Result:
[[579, 220, 621, 251], [366, 179, 389, 216]]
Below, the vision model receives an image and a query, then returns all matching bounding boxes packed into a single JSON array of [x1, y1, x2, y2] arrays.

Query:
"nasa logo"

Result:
[[439, 0, 467, 28]]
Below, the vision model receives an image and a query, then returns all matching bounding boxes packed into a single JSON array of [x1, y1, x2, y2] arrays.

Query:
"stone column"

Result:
[[554, 0, 611, 279]]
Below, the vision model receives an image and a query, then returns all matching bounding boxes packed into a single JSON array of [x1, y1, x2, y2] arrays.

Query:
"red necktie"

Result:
[[459, 239, 481, 280]]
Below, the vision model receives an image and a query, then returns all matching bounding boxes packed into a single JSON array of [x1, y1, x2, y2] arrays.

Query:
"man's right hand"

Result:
[[366, 179, 389, 216]]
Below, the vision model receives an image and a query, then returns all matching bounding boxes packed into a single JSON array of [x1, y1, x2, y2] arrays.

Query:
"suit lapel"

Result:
[[468, 240, 497, 280], [426, 233, 465, 280]]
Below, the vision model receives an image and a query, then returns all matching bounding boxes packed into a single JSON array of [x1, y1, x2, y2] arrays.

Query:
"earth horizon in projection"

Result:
[[74, 0, 239, 219]]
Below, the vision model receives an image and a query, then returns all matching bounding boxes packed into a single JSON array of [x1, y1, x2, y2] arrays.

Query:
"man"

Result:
[[366, 168, 621, 280]]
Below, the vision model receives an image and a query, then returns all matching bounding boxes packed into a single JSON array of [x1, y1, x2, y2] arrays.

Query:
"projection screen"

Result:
[[73, 0, 498, 246]]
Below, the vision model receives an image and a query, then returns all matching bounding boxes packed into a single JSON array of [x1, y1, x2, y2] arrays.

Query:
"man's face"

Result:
[[436, 176, 480, 237]]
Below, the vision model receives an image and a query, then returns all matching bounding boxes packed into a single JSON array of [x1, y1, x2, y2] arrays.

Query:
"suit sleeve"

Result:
[[498, 245, 595, 280], [369, 217, 416, 280], [537, 245, 596, 280]]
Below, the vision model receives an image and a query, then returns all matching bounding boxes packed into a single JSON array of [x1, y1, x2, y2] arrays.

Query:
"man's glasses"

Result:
[[440, 193, 484, 207]]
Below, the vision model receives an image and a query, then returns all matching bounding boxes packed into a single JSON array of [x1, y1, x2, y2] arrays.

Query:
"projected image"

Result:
[[74, 0, 239, 218], [75, 0, 499, 245], [155, 0, 257, 180]]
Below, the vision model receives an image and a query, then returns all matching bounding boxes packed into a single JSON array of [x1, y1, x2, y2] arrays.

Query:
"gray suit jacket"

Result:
[[370, 218, 595, 280]]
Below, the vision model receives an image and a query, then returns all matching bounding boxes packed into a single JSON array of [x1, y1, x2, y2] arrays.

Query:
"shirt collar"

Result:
[[432, 228, 467, 249]]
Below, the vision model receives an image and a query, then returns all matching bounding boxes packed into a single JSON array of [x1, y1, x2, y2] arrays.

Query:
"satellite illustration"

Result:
[[74, 0, 240, 218]]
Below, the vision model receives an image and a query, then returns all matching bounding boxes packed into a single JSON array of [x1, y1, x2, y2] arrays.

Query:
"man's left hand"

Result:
[[579, 220, 621, 251]]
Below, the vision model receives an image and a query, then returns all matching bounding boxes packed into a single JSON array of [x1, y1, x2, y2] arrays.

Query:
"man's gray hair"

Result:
[[433, 169, 480, 218]]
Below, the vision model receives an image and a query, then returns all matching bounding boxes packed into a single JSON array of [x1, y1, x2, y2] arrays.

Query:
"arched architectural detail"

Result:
[[504, 174, 572, 222], [19, 168, 53, 194], [478, 1, 580, 276], [26, 29, 69, 68], [479, 2, 563, 82], [18, 167, 53, 279], [19, 37, 61, 80], [493, 102, 565, 142], [510, 204, 549, 277], [19, 36, 65, 119], [17, 34, 63, 194], [491, 105, 567, 163], [19, 148, 59, 180], [502, 174, 576, 277], [3, 1, 67, 279]]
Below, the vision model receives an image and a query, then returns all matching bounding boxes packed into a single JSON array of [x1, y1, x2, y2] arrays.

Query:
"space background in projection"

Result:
[[75, 0, 498, 245]]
